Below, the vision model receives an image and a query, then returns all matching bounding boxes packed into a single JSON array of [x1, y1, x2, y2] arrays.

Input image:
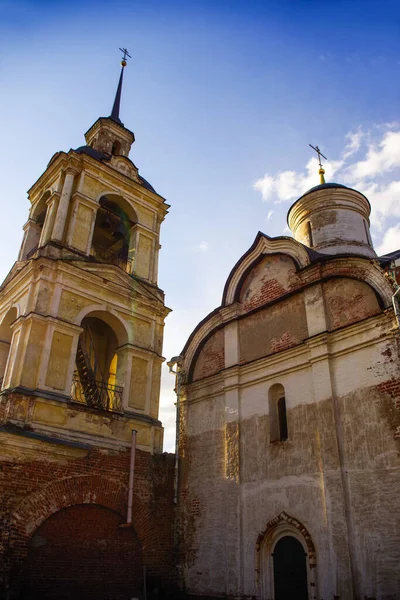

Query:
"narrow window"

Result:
[[363, 219, 372, 246], [268, 383, 288, 442], [307, 221, 314, 247], [278, 397, 288, 441]]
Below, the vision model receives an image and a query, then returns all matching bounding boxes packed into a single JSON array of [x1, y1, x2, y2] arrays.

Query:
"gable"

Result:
[[239, 254, 301, 312]]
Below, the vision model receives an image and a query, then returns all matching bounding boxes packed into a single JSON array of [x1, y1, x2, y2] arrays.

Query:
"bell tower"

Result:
[[0, 52, 170, 454]]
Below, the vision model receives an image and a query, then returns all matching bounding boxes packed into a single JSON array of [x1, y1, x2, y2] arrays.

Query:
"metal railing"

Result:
[[91, 246, 133, 273], [71, 373, 123, 413]]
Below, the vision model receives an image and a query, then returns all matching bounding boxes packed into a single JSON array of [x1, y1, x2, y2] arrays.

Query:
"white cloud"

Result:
[[342, 128, 364, 159], [349, 130, 400, 181], [199, 240, 208, 252], [253, 123, 400, 255], [376, 223, 400, 256], [266, 210, 274, 221]]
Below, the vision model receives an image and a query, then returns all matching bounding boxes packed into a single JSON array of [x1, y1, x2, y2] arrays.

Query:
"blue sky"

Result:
[[1, 0, 400, 450]]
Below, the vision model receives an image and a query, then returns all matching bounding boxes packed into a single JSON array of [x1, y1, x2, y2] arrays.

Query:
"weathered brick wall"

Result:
[[239, 293, 308, 363], [323, 277, 381, 330], [0, 425, 176, 600], [21, 504, 142, 600], [192, 329, 225, 382], [240, 254, 301, 312]]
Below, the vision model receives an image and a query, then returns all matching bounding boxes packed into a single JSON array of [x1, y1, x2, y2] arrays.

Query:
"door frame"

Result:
[[256, 512, 318, 600]]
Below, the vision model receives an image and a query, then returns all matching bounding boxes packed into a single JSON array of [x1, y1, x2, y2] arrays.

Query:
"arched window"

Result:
[[307, 221, 314, 247], [91, 195, 136, 273], [112, 141, 122, 156], [20, 191, 51, 260], [268, 383, 288, 442]]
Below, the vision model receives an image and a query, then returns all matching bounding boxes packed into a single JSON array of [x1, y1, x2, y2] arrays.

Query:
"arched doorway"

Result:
[[20, 504, 142, 600], [256, 512, 316, 600], [272, 535, 308, 599]]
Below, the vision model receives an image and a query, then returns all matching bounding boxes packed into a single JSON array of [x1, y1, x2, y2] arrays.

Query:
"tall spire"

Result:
[[110, 47, 131, 124]]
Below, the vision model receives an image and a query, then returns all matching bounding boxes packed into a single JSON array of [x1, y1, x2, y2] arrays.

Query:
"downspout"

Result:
[[121, 429, 137, 527], [174, 368, 181, 505], [167, 356, 184, 505]]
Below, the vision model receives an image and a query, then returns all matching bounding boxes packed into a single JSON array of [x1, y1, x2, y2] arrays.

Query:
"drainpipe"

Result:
[[167, 356, 183, 505], [121, 429, 137, 527]]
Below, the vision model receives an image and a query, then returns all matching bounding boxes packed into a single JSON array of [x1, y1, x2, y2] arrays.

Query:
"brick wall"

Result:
[[0, 426, 176, 600], [21, 504, 142, 600]]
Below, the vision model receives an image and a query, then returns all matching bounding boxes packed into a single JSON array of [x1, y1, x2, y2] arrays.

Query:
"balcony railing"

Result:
[[71, 373, 123, 413], [91, 247, 133, 273]]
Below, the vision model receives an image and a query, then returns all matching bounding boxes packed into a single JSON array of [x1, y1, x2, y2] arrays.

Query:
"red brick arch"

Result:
[[11, 474, 128, 541], [256, 511, 316, 563]]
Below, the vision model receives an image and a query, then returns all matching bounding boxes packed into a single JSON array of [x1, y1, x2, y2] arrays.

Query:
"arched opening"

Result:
[[90, 194, 136, 273], [20, 504, 142, 600], [257, 512, 316, 600], [269, 383, 288, 442], [71, 315, 124, 412], [112, 140, 122, 156], [272, 536, 308, 599], [0, 307, 17, 387], [24, 191, 51, 258]]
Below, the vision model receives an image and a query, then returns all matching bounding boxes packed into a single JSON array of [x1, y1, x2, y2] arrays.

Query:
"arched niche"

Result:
[[90, 193, 138, 273], [0, 307, 18, 387]]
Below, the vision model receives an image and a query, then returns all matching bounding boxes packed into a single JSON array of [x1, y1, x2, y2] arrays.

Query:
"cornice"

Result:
[[27, 152, 81, 200]]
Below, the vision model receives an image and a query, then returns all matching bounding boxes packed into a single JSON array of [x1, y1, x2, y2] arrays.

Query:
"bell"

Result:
[[113, 223, 126, 240], [101, 216, 112, 231]]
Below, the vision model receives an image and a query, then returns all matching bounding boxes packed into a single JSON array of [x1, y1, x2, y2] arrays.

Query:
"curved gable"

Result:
[[240, 254, 301, 312], [222, 233, 310, 306]]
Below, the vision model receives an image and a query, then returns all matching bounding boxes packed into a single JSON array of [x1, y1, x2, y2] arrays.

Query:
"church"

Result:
[[176, 164, 400, 599], [0, 53, 399, 600]]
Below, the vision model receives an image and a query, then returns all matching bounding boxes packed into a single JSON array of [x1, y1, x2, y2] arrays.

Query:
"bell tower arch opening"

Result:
[[91, 194, 137, 273], [20, 190, 51, 260], [72, 312, 128, 412]]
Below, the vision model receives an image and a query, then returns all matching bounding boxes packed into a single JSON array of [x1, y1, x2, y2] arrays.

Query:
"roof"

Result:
[[287, 182, 371, 224], [378, 248, 400, 265]]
